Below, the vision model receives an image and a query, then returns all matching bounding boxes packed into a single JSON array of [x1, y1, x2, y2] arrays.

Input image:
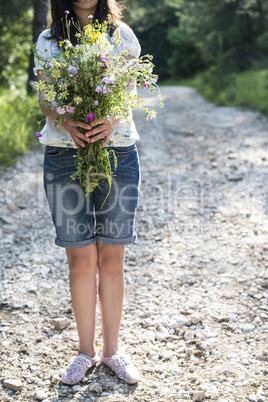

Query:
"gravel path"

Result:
[[0, 86, 268, 401]]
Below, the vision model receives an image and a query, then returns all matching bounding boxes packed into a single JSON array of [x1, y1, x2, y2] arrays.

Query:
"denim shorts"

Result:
[[43, 144, 140, 248]]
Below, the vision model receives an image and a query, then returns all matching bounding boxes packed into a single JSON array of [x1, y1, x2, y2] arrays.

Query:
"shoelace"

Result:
[[68, 355, 91, 371], [113, 354, 131, 367]]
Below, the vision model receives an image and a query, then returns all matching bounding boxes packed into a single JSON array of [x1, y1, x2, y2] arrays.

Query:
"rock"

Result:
[[72, 385, 82, 391], [0, 215, 13, 225], [199, 383, 219, 398], [192, 390, 205, 401], [19, 344, 28, 352], [89, 383, 102, 393], [179, 273, 190, 284], [190, 315, 201, 325], [256, 387, 266, 402], [241, 324, 254, 333], [256, 354, 268, 362], [202, 328, 218, 338], [51, 374, 61, 384], [52, 317, 69, 330], [25, 283, 38, 293], [34, 390, 48, 400], [223, 369, 232, 377], [3, 378, 23, 391], [169, 315, 190, 329], [184, 330, 195, 341], [160, 350, 173, 360], [155, 325, 169, 341], [248, 394, 258, 402]]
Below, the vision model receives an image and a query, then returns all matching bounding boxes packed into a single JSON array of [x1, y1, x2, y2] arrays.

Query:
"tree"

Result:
[[123, 0, 178, 79], [0, 0, 33, 87], [167, 0, 268, 74], [27, 0, 48, 94]]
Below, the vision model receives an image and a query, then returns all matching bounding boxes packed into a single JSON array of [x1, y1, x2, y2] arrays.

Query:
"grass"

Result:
[[0, 89, 43, 167], [161, 68, 268, 119]]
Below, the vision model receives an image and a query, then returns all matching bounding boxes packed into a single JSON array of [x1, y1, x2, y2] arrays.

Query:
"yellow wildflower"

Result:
[[59, 82, 67, 91], [51, 69, 61, 79], [74, 96, 83, 105], [60, 91, 69, 100], [46, 89, 57, 101], [147, 110, 157, 120], [35, 80, 47, 91], [59, 41, 64, 47]]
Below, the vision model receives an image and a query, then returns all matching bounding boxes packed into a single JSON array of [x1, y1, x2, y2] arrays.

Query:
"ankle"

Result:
[[102, 347, 118, 358], [78, 347, 97, 358]]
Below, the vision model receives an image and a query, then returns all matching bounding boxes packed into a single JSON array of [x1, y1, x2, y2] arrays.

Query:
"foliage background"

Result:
[[0, 0, 268, 165]]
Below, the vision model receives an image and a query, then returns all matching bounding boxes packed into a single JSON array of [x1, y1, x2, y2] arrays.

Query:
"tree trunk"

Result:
[[27, 0, 48, 94], [256, 0, 265, 34]]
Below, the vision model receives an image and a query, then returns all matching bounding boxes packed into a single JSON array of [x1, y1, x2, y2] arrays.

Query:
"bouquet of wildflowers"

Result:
[[34, 15, 162, 204]]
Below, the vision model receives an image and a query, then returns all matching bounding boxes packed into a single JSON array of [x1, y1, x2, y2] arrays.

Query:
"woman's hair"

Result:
[[48, 0, 123, 44]]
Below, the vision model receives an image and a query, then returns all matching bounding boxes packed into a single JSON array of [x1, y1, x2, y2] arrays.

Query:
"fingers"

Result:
[[71, 127, 91, 148], [86, 122, 112, 138], [89, 119, 108, 129], [74, 120, 92, 130], [67, 118, 112, 148], [100, 134, 111, 148]]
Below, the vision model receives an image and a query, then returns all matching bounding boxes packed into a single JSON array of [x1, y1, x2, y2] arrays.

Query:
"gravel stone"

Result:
[[3, 378, 22, 391], [241, 324, 255, 333]]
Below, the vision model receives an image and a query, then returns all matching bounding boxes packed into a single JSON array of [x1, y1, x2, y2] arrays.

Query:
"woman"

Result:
[[34, 0, 141, 385]]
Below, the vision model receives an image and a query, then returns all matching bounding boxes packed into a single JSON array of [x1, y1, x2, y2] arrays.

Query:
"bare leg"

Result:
[[66, 244, 98, 357], [97, 244, 125, 357]]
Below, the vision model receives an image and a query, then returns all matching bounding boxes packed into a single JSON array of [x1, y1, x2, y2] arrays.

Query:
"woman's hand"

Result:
[[85, 119, 112, 148], [63, 117, 92, 148]]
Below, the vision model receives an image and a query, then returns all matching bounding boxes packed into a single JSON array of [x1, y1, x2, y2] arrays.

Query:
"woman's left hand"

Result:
[[85, 119, 113, 148]]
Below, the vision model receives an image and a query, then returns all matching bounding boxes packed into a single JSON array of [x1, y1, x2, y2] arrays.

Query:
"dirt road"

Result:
[[0, 86, 267, 401]]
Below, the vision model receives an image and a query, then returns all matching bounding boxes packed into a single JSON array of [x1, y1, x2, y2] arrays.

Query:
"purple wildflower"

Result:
[[68, 66, 78, 75], [88, 15, 93, 19], [95, 85, 102, 93], [86, 112, 95, 122], [101, 77, 109, 85], [151, 78, 158, 84], [66, 106, 75, 113], [94, 100, 99, 105], [100, 54, 108, 62], [56, 107, 65, 115], [102, 86, 107, 94], [101, 76, 115, 85], [65, 10, 70, 14], [35, 133, 42, 137]]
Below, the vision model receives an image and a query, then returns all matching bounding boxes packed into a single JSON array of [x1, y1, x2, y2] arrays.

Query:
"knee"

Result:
[[68, 255, 97, 276], [98, 254, 124, 276]]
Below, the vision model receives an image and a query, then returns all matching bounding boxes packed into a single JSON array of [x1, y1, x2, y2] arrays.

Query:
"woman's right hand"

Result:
[[63, 117, 92, 148]]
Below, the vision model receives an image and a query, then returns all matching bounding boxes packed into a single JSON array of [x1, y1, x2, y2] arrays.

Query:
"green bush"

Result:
[[167, 29, 205, 78], [0, 89, 42, 166]]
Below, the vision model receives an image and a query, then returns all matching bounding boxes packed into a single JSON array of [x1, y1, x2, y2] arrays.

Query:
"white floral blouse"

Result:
[[34, 21, 141, 148]]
